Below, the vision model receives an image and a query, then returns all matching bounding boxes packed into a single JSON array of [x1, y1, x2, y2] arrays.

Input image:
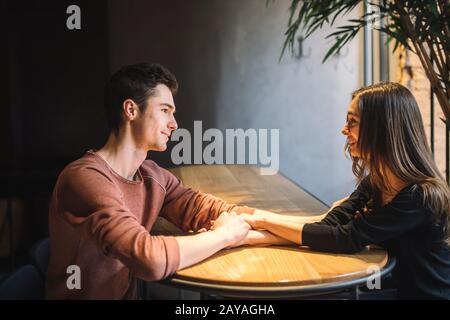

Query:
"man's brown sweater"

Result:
[[46, 150, 254, 299]]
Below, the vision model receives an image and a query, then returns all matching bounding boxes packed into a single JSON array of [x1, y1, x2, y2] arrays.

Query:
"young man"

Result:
[[46, 63, 257, 299]]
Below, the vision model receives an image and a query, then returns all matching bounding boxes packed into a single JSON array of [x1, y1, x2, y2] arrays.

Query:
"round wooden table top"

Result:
[[174, 245, 388, 286], [165, 165, 390, 292]]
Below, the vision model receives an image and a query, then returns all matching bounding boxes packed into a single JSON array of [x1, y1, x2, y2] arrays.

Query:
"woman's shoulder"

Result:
[[389, 184, 433, 217], [397, 184, 424, 204], [355, 176, 372, 194]]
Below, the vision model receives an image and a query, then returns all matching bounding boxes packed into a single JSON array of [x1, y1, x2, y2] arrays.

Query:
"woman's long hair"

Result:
[[347, 82, 450, 244]]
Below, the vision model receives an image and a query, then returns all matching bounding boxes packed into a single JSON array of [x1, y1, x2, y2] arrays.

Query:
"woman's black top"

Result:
[[302, 177, 450, 299]]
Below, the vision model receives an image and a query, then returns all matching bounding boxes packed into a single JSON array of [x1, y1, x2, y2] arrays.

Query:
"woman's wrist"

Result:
[[252, 210, 268, 229], [244, 230, 268, 246]]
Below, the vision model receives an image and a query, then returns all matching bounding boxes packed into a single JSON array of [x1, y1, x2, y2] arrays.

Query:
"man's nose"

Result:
[[168, 115, 178, 131]]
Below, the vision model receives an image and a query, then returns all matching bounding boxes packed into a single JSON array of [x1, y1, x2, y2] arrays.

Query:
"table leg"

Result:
[[352, 286, 360, 300]]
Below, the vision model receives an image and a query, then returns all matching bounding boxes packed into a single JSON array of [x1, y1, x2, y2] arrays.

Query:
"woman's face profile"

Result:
[[342, 98, 361, 157]]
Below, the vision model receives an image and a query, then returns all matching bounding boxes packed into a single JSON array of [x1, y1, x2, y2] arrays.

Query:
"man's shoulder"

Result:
[[140, 159, 161, 173], [140, 160, 178, 189], [58, 151, 110, 185]]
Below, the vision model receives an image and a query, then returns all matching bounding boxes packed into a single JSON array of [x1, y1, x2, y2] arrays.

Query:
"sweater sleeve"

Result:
[[159, 168, 255, 232], [302, 186, 430, 253], [318, 177, 371, 227], [57, 165, 180, 281]]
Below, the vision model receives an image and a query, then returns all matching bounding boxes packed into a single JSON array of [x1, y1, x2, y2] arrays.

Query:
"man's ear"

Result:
[[122, 99, 139, 121]]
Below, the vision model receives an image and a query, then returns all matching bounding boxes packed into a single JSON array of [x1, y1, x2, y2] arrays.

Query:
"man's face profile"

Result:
[[130, 84, 178, 152]]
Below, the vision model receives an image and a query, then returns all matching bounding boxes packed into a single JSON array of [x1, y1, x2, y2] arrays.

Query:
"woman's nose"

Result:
[[341, 124, 349, 135]]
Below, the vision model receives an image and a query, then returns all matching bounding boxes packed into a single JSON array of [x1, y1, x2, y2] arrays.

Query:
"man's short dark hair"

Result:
[[104, 62, 178, 134]]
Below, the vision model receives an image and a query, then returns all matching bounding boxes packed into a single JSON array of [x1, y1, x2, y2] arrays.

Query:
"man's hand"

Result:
[[210, 211, 251, 247], [239, 213, 264, 230]]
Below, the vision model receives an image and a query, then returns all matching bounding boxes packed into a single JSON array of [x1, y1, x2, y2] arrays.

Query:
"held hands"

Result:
[[204, 211, 292, 249], [208, 212, 272, 249], [209, 211, 251, 247], [238, 213, 264, 230]]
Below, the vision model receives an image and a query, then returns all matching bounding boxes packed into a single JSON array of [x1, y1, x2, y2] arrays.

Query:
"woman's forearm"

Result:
[[253, 209, 326, 224], [257, 217, 305, 245], [244, 230, 294, 246], [244, 197, 350, 245]]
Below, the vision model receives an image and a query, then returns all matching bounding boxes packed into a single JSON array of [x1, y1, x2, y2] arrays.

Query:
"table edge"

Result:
[[159, 256, 396, 298]]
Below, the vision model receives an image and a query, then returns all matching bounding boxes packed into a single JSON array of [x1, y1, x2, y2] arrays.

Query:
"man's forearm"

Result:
[[175, 229, 231, 270]]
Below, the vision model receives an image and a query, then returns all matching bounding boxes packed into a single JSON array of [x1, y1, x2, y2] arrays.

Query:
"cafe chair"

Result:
[[0, 264, 44, 299], [29, 238, 50, 278]]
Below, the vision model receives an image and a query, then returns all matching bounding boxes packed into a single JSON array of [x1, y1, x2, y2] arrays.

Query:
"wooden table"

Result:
[[159, 165, 395, 298]]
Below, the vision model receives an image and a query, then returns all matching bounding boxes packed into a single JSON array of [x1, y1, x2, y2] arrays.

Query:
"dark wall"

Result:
[[108, 0, 224, 168], [1, 0, 12, 169], [5, 0, 109, 174], [1, 0, 109, 254]]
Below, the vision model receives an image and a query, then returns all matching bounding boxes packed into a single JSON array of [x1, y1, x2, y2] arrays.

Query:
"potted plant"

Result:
[[278, 0, 450, 120]]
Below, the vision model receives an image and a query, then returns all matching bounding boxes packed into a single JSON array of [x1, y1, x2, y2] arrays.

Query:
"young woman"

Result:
[[242, 82, 450, 299]]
